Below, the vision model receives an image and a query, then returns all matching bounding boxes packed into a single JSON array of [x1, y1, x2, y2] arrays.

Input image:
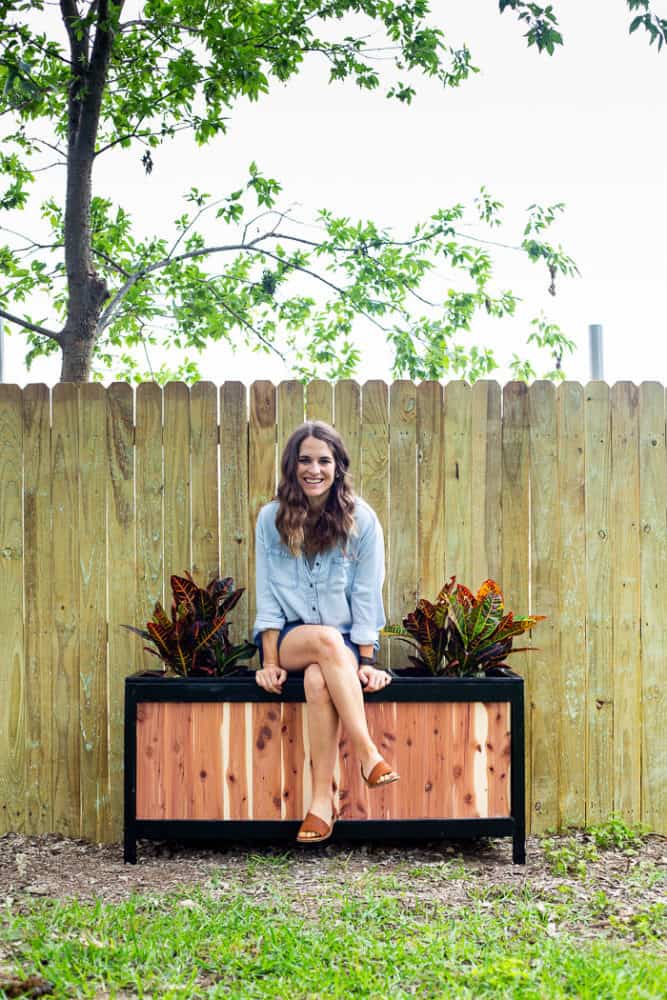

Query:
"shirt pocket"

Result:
[[330, 552, 356, 589], [268, 544, 298, 589]]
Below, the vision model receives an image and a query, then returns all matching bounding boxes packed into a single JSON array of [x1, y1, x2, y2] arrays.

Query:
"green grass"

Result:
[[1, 874, 665, 1000]]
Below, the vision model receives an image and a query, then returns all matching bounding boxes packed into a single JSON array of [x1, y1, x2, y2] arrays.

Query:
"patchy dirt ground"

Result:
[[1, 831, 665, 919]]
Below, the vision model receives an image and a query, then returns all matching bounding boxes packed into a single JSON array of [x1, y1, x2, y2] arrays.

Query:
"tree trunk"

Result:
[[59, 0, 117, 382]]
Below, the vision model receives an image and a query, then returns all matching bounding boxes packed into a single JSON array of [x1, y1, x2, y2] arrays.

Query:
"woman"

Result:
[[253, 420, 399, 845]]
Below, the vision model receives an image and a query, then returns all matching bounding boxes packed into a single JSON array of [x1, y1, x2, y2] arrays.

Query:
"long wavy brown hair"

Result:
[[275, 421, 356, 556]]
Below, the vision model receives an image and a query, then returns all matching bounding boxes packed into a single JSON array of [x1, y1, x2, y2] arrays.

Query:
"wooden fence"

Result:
[[0, 379, 665, 842]]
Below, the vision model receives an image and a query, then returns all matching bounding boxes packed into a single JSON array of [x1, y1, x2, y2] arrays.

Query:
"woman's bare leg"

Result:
[[302, 663, 339, 825], [279, 625, 385, 780]]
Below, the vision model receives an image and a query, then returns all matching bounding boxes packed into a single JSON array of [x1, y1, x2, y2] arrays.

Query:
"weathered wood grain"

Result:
[[501, 382, 531, 828], [106, 382, 136, 840], [248, 383, 276, 633], [471, 380, 502, 586], [360, 382, 389, 666], [163, 383, 191, 595], [639, 384, 667, 832], [51, 383, 81, 837], [611, 383, 641, 822], [251, 702, 282, 819], [135, 383, 164, 672], [78, 383, 109, 841], [584, 382, 613, 823], [557, 383, 586, 827], [528, 381, 559, 832], [0, 385, 24, 834], [190, 382, 219, 584], [23, 385, 53, 833], [416, 381, 445, 601], [389, 381, 418, 670], [444, 381, 472, 586], [220, 383, 249, 641], [305, 380, 333, 423]]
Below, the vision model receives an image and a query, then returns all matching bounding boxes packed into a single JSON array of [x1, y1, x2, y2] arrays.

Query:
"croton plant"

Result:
[[122, 572, 256, 677], [383, 577, 544, 677]]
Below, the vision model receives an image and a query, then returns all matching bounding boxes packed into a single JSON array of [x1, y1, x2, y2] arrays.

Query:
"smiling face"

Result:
[[297, 435, 337, 507]]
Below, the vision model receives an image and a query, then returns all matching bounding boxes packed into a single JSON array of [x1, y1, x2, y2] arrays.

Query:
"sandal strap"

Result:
[[365, 760, 398, 787], [297, 811, 332, 839]]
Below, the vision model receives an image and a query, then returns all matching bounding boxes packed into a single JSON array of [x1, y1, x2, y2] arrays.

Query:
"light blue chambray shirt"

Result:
[[253, 497, 386, 647]]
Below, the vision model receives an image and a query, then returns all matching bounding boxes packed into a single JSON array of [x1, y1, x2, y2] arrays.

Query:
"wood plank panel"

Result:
[[416, 381, 445, 600], [501, 382, 531, 827], [135, 702, 166, 820], [277, 381, 304, 464], [190, 382, 219, 584], [190, 704, 224, 819], [334, 380, 361, 493], [23, 384, 53, 833], [486, 702, 511, 817], [135, 383, 164, 672], [557, 383, 586, 827], [451, 702, 481, 819], [251, 703, 282, 819], [365, 702, 399, 819], [162, 703, 192, 819], [226, 702, 249, 819], [388, 381, 418, 670], [281, 702, 305, 820], [0, 385, 24, 834], [639, 384, 667, 832], [422, 702, 449, 818], [584, 382, 613, 823], [51, 383, 81, 837], [471, 381, 502, 586], [528, 381, 559, 832], [248, 383, 276, 634], [163, 382, 191, 594], [392, 701, 425, 818], [611, 383, 641, 822], [106, 382, 136, 840], [443, 381, 472, 586], [78, 383, 109, 841], [337, 717, 369, 820], [305, 379, 333, 423], [360, 382, 389, 666], [220, 383, 249, 642]]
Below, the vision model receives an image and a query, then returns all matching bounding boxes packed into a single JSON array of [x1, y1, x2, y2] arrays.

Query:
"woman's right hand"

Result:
[[255, 662, 287, 695]]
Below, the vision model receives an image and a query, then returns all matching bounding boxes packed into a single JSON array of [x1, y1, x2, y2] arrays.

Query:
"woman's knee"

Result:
[[316, 626, 346, 660], [303, 663, 331, 703]]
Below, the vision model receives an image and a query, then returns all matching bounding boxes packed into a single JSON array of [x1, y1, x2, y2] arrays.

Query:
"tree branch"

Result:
[[0, 307, 63, 344]]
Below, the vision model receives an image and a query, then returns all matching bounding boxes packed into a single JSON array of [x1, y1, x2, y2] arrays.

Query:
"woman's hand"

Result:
[[255, 662, 287, 695], [358, 664, 392, 692]]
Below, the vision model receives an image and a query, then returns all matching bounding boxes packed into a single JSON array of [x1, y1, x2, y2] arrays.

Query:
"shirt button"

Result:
[[309, 583, 313, 588], [312, 606, 316, 611], [315, 562, 319, 567]]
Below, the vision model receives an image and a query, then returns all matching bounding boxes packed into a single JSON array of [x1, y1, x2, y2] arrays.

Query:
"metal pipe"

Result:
[[589, 324, 604, 380]]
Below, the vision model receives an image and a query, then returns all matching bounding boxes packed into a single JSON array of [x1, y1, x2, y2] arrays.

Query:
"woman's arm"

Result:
[[253, 507, 287, 635], [261, 628, 280, 667]]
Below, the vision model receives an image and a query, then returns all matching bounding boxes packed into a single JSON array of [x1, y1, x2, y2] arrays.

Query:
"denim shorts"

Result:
[[254, 619, 360, 668]]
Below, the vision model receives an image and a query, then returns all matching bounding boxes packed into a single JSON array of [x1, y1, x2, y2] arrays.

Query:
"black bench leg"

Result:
[[124, 832, 137, 864], [513, 830, 526, 864]]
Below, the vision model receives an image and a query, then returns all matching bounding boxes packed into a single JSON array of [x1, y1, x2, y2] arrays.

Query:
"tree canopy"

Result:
[[0, 1, 663, 383]]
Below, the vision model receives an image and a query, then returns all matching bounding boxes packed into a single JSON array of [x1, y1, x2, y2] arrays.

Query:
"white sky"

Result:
[[2, 0, 667, 386]]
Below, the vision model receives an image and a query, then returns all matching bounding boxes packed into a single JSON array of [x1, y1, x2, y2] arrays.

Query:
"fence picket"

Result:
[[51, 383, 81, 837], [23, 384, 53, 833], [0, 386, 24, 835], [585, 382, 613, 823], [107, 382, 135, 840], [416, 381, 445, 601], [557, 383, 586, 827], [191, 382, 219, 584], [78, 384, 109, 841]]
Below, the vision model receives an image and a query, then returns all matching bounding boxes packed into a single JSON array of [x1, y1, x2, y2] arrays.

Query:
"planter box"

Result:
[[124, 671, 525, 864]]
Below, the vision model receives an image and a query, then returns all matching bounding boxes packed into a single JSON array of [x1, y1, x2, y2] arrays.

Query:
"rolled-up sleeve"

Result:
[[349, 512, 386, 646], [253, 509, 287, 634]]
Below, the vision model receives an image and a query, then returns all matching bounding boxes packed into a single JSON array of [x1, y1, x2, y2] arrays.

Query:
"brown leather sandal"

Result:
[[361, 759, 400, 788], [296, 805, 338, 844]]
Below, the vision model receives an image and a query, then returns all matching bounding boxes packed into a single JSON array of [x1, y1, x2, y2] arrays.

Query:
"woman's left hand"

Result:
[[358, 665, 392, 692]]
